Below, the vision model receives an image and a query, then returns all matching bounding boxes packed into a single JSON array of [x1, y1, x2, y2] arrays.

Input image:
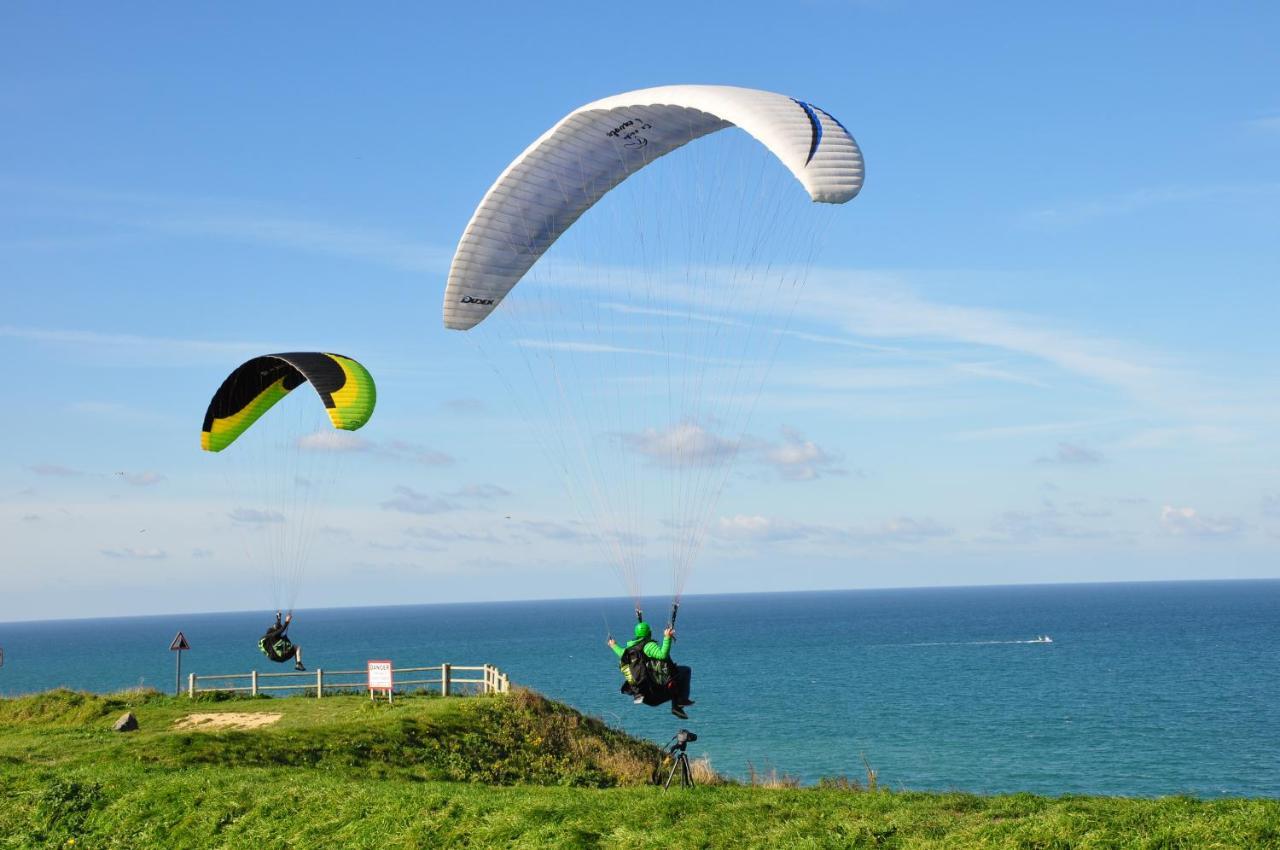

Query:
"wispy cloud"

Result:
[[297, 431, 372, 452], [115, 471, 165, 487], [953, 418, 1121, 441], [3, 182, 451, 274], [100, 546, 167, 560], [297, 432, 454, 467], [989, 504, 1113, 543], [711, 513, 951, 546], [516, 339, 668, 357], [1, 325, 267, 363], [1036, 442, 1105, 466], [28, 463, 84, 478], [1160, 505, 1243, 538], [712, 514, 815, 543], [1245, 115, 1280, 134], [379, 485, 456, 515], [1023, 183, 1280, 227], [405, 526, 502, 545], [133, 211, 450, 273], [381, 440, 454, 467], [442, 397, 489, 416], [446, 484, 510, 501], [229, 508, 285, 525], [519, 519, 590, 542]]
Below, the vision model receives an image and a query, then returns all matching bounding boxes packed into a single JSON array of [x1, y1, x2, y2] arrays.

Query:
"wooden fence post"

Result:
[[188, 672, 195, 698], [441, 663, 451, 697], [316, 668, 324, 698], [250, 670, 258, 697]]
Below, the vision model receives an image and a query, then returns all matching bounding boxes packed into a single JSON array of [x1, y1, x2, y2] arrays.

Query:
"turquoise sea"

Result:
[[1, 580, 1277, 797]]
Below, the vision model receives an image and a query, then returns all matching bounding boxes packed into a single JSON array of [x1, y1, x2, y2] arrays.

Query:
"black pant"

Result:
[[671, 665, 692, 706], [632, 665, 692, 707]]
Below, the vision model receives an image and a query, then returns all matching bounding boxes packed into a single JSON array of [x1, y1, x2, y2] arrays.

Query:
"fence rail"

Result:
[[187, 662, 510, 699]]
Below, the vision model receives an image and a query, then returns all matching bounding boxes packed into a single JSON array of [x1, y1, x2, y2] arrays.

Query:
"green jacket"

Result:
[[611, 634, 672, 661]]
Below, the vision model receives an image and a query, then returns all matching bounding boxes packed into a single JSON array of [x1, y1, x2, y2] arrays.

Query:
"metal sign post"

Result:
[[169, 632, 190, 696]]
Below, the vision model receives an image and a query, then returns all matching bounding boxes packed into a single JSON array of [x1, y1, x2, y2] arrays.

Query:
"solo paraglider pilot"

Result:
[[609, 614, 693, 719], [259, 611, 305, 671]]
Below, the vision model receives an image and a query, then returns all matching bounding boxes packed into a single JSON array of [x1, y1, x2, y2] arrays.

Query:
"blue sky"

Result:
[[2, 3, 1278, 621]]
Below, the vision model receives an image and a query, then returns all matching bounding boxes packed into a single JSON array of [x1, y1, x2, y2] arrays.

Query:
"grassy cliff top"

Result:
[[1, 687, 1277, 849]]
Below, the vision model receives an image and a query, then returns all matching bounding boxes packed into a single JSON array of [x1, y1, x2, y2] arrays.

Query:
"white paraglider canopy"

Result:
[[443, 85, 864, 331]]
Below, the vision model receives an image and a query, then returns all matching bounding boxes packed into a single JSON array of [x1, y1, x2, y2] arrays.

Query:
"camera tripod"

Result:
[[658, 730, 696, 789]]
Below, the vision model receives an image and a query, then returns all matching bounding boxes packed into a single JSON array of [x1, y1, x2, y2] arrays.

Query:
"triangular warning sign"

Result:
[[169, 631, 190, 651]]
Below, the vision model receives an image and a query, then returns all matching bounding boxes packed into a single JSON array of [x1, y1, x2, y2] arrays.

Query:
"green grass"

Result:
[[1, 688, 1276, 849]]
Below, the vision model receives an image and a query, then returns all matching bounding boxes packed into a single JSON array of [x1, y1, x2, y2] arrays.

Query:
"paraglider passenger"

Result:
[[608, 620, 694, 719], [259, 610, 305, 671]]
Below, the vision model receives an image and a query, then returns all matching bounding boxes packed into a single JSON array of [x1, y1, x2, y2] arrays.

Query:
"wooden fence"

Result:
[[187, 663, 510, 698]]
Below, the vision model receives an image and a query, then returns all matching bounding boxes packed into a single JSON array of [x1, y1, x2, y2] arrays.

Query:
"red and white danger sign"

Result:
[[367, 660, 393, 698]]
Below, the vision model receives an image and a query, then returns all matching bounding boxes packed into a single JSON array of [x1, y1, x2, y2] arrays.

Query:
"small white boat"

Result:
[[1032, 635, 1054, 644]]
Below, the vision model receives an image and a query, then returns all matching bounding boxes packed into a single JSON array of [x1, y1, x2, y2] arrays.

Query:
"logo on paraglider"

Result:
[[606, 117, 652, 149], [460, 296, 495, 305]]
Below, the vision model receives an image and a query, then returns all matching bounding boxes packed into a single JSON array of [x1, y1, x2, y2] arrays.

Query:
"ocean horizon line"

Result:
[[4, 574, 1276, 627]]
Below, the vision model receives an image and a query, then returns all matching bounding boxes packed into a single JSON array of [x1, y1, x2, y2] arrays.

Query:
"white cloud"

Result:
[[1160, 505, 1243, 538], [712, 514, 813, 543], [622, 422, 738, 468], [760, 427, 846, 481]]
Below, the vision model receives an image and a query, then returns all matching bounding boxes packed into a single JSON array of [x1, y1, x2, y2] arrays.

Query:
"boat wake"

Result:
[[885, 636, 1054, 648]]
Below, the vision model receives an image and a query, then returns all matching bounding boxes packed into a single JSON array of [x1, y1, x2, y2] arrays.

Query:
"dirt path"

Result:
[[173, 712, 283, 731]]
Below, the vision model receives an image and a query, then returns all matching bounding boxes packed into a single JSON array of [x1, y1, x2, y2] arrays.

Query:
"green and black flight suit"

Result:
[[259, 612, 299, 664], [611, 621, 693, 711]]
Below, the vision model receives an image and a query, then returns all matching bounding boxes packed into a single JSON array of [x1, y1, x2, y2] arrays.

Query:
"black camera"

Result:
[[668, 728, 697, 753]]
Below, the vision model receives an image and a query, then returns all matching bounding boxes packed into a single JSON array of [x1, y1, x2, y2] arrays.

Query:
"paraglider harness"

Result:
[[618, 605, 679, 704], [258, 613, 295, 662]]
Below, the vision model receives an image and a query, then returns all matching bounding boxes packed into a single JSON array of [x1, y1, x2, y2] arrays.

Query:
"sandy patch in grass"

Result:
[[173, 712, 282, 731]]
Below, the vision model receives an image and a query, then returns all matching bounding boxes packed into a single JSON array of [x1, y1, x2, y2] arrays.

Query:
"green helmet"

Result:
[[634, 621, 652, 640]]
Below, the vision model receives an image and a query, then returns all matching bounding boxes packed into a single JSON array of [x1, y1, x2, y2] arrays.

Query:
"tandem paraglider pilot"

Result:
[[609, 617, 693, 719], [259, 611, 305, 671]]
